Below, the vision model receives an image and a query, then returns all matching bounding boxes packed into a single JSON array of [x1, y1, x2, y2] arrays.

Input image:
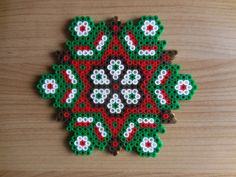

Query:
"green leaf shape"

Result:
[[119, 16, 166, 60], [119, 114, 165, 157], [37, 64, 84, 109], [147, 64, 197, 110], [67, 17, 112, 60], [67, 112, 112, 155]]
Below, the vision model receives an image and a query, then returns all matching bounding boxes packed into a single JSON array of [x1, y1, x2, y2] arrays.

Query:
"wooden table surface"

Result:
[[1, 0, 236, 176]]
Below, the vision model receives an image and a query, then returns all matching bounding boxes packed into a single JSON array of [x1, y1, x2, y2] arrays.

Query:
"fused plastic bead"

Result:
[[37, 16, 197, 157]]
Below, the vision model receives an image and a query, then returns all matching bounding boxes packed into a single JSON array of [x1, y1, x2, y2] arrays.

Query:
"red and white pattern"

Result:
[[155, 69, 171, 85], [62, 88, 77, 104], [42, 79, 58, 94], [140, 137, 157, 153], [75, 116, 93, 127], [94, 32, 108, 51], [74, 136, 91, 151], [138, 46, 158, 56], [155, 89, 169, 105], [141, 20, 159, 36], [124, 31, 138, 51], [123, 123, 137, 142], [61, 69, 78, 84], [137, 117, 154, 124], [137, 117, 157, 128], [76, 117, 94, 124], [75, 46, 94, 56], [95, 122, 108, 138], [175, 80, 192, 96], [74, 21, 91, 37]]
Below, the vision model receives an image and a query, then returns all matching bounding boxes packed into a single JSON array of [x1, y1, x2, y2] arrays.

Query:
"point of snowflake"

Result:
[[174, 80, 192, 95], [74, 136, 91, 152], [119, 113, 165, 157], [119, 16, 165, 60], [140, 137, 157, 153], [37, 65, 84, 108], [147, 64, 197, 110], [42, 79, 58, 94], [74, 21, 91, 37], [37, 16, 197, 157], [67, 112, 112, 155], [141, 20, 159, 36]]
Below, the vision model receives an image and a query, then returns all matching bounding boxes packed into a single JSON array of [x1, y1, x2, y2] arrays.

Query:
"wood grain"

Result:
[[1, 0, 236, 176]]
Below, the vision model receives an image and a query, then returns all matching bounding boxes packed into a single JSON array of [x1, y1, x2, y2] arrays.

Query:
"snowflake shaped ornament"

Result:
[[37, 16, 197, 157]]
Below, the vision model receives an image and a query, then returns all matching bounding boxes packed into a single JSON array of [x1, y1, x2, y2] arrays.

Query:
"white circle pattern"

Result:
[[138, 49, 156, 56], [140, 137, 157, 153], [121, 69, 141, 85], [74, 21, 91, 37], [42, 79, 58, 94], [175, 80, 192, 96], [74, 136, 91, 151], [96, 35, 108, 51], [137, 118, 155, 124], [107, 94, 124, 114], [89, 58, 143, 114], [77, 50, 93, 56], [155, 89, 167, 105], [66, 69, 78, 84], [96, 122, 108, 138], [90, 69, 110, 85], [123, 123, 135, 138], [141, 20, 159, 36], [76, 117, 94, 123], [155, 69, 168, 85], [66, 88, 77, 104], [107, 59, 125, 80], [90, 88, 110, 104], [121, 89, 141, 104], [124, 35, 136, 51]]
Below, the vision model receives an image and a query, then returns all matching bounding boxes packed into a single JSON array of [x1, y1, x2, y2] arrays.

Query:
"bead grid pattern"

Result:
[[37, 16, 197, 157]]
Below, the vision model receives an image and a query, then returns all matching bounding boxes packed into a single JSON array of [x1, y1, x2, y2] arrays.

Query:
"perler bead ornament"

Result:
[[37, 16, 197, 157]]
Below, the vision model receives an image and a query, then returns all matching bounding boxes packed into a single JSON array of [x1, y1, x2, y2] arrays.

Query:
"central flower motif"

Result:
[[89, 57, 144, 116]]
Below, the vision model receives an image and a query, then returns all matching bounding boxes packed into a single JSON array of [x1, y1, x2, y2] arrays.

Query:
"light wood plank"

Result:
[[0, 0, 236, 176]]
